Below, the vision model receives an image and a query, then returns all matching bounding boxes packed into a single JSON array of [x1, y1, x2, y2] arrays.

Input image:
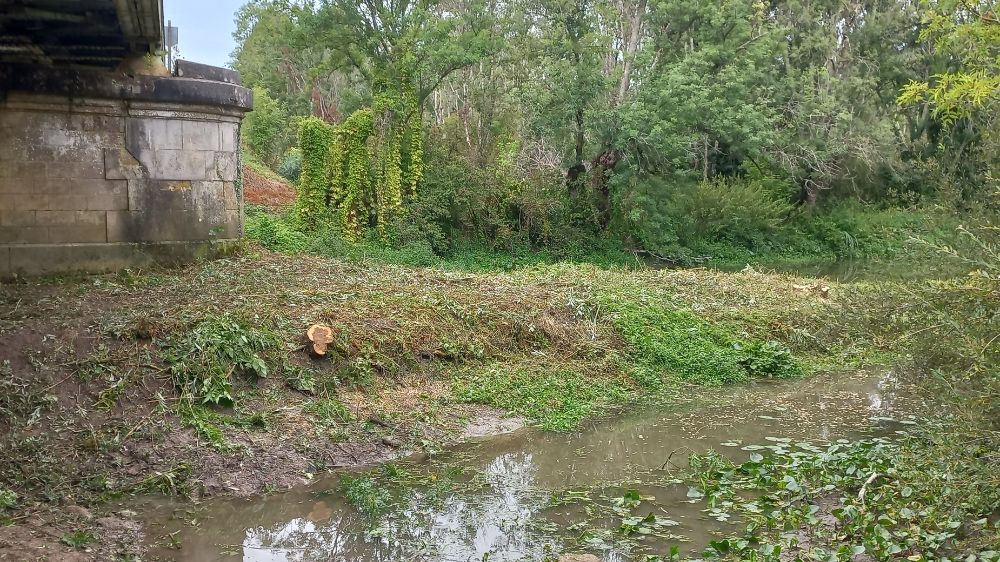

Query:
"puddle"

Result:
[[138, 369, 922, 561]]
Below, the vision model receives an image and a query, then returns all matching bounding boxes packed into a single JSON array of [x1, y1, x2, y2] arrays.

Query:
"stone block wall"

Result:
[[0, 65, 252, 277]]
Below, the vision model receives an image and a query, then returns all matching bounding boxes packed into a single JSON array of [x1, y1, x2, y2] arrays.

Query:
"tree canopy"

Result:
[[234, 0, 998, 255]]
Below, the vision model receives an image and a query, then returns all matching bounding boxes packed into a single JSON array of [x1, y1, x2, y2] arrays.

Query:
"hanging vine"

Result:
[[403, 92, 423, 196], [335, 108, 374, 239], [296, 90, 422, 240], [294, 118, 335, 230]]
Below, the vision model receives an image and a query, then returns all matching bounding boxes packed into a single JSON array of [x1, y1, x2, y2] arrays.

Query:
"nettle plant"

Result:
[[296, 91, 423, 240]]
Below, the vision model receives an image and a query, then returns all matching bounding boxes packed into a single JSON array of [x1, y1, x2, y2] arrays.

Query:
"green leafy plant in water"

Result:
[[160, 315, 277, 406], [340, 473, 392, 518], [678, 435, 1000, 561], [554, 487, 685, 554]]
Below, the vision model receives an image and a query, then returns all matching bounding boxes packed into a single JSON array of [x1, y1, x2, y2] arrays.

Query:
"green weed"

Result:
[[177, 403, 270, 451], [302, 399, 352, 426], [160, 315, 278, 405], [680, 432, 1000, 561], [340, 473, 392, 518], [60, 529, 96, 549], [245, 206, 309, 254], [135, 463, 192, 496], [0, 487, 16, 511], [603, 299, 802, 386], [451, 364, 631, 431], [284, 364, 318, 393]]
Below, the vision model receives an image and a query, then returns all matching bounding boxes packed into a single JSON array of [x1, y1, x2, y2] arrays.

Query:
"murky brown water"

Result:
[[138, 369, 921, 561]]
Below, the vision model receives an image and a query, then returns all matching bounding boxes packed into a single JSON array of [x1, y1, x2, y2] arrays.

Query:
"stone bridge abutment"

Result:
[[1, 2, 254, 277]]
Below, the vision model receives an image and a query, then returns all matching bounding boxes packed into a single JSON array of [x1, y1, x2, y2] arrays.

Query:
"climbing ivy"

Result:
[[403, 93, 423, 197], [296, 92, 422, 240], [336, 107, 375, 238], [294, 118, 335, 229]]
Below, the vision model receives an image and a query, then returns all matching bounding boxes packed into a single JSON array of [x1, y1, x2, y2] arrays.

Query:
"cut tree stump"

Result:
[[307, 324, 334, 356]]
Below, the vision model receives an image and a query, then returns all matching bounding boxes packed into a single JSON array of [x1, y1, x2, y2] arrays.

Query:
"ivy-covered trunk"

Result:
[[295, 92, 423, 240]]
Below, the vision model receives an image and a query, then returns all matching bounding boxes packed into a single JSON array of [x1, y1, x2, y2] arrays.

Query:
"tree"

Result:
[[898, 0, 999, 199], [306, 0, 500, 104]]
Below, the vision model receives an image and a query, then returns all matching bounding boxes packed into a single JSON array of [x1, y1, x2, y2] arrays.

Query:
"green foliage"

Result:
[[60, 529, 96, 549], [135, 463, 192, 496], [284, 364, 317, 393], [0, 487, 16, 511], [603, 299, 802, 385], [897, 0, 999, 123], [277, 148, 302, 182], [298, 94, 422, 240], [302, 399, 353, 426], [616, 175, 794, 258], [160, 315, 278, 405], [340, 473, 392, 518], [670, 178, 793, 247], [683, 434, 1000, 560], [451, 364, 631, 431], [233, 0, 998, 261], [176, 404, 270, 451], [294, 117, 335, 229], [243, 86, 292, 167], [245, 205, 309, 253], [176, 403, 229, 450]]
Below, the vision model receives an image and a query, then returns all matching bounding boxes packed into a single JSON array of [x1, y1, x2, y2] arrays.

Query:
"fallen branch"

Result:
[[858, 472, 879, 508]]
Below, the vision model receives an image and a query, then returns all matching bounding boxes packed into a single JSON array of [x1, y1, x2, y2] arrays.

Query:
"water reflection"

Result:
[[140, 369, 921, 562]]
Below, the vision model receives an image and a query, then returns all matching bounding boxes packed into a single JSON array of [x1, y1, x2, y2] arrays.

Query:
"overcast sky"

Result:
[[164, 0, 245, 68]]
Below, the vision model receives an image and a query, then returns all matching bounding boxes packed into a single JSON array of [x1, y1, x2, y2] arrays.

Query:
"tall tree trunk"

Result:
[[616, 0, 646, 103]]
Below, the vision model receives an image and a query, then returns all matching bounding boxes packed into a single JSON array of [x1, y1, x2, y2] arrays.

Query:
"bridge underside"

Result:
[[0, 0, 163, 68]]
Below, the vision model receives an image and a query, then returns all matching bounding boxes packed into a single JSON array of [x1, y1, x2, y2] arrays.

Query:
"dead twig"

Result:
[[858, 472, 879, 509]]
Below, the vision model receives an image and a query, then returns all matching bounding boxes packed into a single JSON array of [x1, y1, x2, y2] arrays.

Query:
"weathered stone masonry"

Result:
[[0, 62, 253, 277]]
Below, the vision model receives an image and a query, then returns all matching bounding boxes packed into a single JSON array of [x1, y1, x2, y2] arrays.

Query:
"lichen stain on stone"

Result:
[[164, 180, 192, 192], [119, 147, 142, 168]]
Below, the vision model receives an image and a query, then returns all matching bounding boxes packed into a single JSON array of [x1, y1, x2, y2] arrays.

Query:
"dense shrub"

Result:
[[672, 177, 793, 246], [242, 86, 293, 167], [612, 174, 795, 260], [277, 148, 302, 182], [245, 206, 308, 253]]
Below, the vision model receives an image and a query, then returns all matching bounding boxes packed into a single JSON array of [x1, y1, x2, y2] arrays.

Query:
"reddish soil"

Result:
[[242, 164, 296, 209]]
